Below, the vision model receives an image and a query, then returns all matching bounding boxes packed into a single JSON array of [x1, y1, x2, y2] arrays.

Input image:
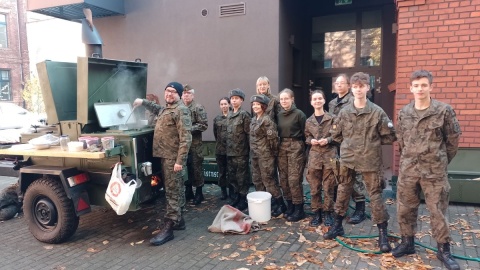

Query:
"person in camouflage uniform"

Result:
[[392, 70, 461, 270], [133, 82, 192, 246], [182, 85, 208, 205], [213, 97, 231, 200], [305, 90, 337, 227], [329, 74, 367, 225], [277, 88, 307, 222], [249, 94, 285, 217], [226, 89, 251, 211], [323, 72, 396, 254]]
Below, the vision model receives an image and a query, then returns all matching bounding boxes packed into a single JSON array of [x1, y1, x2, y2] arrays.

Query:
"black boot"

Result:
[[392, 236, 416, 258], [347, 201, 366, 224], [235, 194, 248, 211], [172, 216, 186, 230], [185, 184, 194, 201], [220, 187, 228, 200], [284, 200, 294, 219], [193, 186, 204, 205], [287, 203, 306, 222], [377, 222, 392, 253], [271, 197, 287, 217], [230, 192, 240, 207], [323, 214, 344, 240], [309, 210, 322, 227], [436, 242, 461, 270], [324, 211, 334, 226], [228, 184, 236, 200], [150, 219, 174, 246]]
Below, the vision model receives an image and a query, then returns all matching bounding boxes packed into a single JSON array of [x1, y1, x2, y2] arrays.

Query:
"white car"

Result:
[[0, 103, 44, 144]]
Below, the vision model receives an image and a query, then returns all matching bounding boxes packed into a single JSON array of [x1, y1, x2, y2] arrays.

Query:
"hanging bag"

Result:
[[105, 163, 137, 215]]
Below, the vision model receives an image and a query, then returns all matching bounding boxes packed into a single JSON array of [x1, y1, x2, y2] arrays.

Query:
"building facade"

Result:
[[0, 0, 29, 105]]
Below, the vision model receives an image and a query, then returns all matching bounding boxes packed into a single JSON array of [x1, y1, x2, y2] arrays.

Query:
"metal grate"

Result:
[[31, 3, 124, 21], [219, 2, 246, 17]]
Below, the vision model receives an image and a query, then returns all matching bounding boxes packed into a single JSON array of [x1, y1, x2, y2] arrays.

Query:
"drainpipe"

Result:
[[15, 0, 27, 107]]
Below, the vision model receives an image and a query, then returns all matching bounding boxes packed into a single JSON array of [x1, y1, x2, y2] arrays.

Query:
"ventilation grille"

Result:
[[219, 2, 246, 17]]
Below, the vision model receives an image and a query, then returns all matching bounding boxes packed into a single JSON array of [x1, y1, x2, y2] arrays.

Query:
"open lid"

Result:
[[93, 102, 137, 128]]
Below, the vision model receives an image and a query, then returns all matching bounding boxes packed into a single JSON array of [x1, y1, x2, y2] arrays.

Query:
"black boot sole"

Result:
[[392, 248, 415, 258]]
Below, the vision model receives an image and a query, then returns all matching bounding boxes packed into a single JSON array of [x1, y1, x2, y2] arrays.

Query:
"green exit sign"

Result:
[[335, 0, 353, 5]]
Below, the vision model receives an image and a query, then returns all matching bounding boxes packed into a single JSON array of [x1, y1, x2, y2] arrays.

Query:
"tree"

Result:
[[22, 75, 45, 116]]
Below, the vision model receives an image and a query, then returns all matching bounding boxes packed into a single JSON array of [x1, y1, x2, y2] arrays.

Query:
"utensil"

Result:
[[124, 106, 136, 125]]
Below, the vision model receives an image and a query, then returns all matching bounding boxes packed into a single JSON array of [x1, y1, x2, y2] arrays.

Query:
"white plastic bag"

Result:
[[105, 163, 137, 215]]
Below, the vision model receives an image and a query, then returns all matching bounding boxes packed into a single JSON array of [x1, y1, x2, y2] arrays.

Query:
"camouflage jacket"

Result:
[[213, 114, 228, 155], [250, 114, 279, 158], [305, 112, 338, 169], [183, 100, 208, 147], [265, 93, 280, 123], [226, 108, 251, 157], [328, 91, 354, 116], [330, 100, 396, 172], [397, 99, 461, 178], [143, 99, 192, 164]]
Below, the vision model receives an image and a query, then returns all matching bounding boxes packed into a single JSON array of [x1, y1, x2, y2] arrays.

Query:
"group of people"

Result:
[[134, 70, 461, 270]]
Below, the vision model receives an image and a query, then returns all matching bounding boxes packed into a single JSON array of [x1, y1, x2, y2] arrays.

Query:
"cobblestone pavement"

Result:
[[0, 183, 479, 270]]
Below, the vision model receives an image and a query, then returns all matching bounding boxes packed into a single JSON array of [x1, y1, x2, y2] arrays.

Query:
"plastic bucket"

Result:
[[247, 191, 272, 222]]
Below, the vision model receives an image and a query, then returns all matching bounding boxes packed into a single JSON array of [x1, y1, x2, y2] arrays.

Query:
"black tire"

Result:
[[24, 177, 79, 243]]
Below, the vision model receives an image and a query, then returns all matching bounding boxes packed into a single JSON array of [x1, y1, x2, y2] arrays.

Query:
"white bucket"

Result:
[[247, 191, 272, 222]]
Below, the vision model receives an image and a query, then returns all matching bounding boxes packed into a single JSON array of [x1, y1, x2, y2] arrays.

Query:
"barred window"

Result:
[[0, 70, 11, 101]]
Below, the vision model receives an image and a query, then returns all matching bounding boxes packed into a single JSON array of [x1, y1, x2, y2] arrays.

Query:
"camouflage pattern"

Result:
[[264, 93, 280, 123], [226, 109, 251, 195], [352, 173, 367, 201], [214, 113, 229, 188], [213, 114, 228, 155], [397, 99, 461, 178], [396, 99, 461, 243], [328, 91, 354, 116], [278, 139, 306, 204], [184, 100, 208, 187], [250, 114, 280, 196], [305, 112, 338, 212], [161, 158, 185, 222], [329, 100, 396, 172], [335, 166, 389, 224], [142, 100, 192, 165], [143, 99, 191, 222], [215, 154, 228, 188]]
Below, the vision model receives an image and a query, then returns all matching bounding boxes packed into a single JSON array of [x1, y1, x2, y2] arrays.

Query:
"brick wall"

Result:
[[0, 0, 29, 106], [394, 0, 480, 173]]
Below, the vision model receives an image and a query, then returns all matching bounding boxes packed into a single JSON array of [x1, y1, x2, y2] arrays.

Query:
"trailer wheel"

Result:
[[24, 177, 79, 244]]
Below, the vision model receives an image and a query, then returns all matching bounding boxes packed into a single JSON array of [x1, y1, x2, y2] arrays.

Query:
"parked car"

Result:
[[0, 103, 44, 144]]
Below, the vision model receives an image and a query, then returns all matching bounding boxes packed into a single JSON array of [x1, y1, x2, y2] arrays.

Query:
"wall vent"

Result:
[[219, 2, 246, 17]]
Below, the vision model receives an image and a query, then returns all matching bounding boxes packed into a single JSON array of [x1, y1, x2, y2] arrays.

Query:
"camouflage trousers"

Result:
[[278, 140, 306, 204], [185, 145, 205, 187], [397, 174, 451, 243], [352, 173, 366, 202], [306, 166, 336, 212], [216, 154, 228, 188], [160, 158, 185, 222], [227, 155, 250, 195], [334, 166, 389, 224], [251, 156, 282, 198]]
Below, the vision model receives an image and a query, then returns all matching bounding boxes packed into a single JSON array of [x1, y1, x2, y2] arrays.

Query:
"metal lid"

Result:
[[94, 102, 137, 128]]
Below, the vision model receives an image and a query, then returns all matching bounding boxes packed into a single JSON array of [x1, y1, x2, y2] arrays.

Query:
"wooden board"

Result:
[[0, 145, 106, 159]]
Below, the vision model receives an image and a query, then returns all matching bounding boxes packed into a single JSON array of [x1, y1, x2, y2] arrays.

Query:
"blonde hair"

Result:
[[256, 76, 270, 94]]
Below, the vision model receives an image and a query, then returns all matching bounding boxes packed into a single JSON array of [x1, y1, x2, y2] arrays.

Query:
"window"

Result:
[[0, 14, 7, 48], [0, 70, 11, 101]]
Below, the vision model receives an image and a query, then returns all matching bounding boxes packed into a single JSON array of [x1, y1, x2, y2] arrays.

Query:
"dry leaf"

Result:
[[152, 229, 161, 235], [297, 232, 307, 243], [142, 226, 148, 230], [223, 244, 232, 249], [135, 240, 144, 244], [229, 252, 240, 258], [385, 198, 395, 205], [127, 219, 134, 223], [327, 249, 340, 263], [102, 240, 109, 245], [43, 246, 53, 250], [208, 252, 221, 259], [130, 242, 134, 246], [87, 248, 97, 252]]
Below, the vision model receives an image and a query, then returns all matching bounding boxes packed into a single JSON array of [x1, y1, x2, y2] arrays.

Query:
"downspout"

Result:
[[15, 0, 27, 106]]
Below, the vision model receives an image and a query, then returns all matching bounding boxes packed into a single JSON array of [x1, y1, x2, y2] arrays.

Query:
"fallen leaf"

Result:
[[43, 246, 54, 250], [130, 242, 134, 246], [142, 226, 148, 230], [102, 240, 109, 245], [87, 248, 97, 252], [229, 252, 240, 258], [327, 250, 340, 263], [152, 229, 161, 235], [223, 244, 232, 249], [135, 240, 144, 244], [297, 232, 307, 243], [208, 252, 221, 259], [127, 219, 134, 223]]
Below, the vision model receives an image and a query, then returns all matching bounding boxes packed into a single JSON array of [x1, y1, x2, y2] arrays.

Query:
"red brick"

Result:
[[455, 6, 476, 12]]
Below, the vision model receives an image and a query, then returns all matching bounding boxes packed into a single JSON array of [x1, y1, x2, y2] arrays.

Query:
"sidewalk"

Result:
[[0, 183, 479, 269]]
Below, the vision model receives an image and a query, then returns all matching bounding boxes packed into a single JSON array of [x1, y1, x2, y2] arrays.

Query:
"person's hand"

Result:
[[311, 139, 320, 145], [174, 163, 183, 172], [133, 98, 143, 108], [318, 138, 328, 146]]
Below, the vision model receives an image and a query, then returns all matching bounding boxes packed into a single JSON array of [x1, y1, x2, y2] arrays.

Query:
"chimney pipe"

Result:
[[82, 8, 103, 58]]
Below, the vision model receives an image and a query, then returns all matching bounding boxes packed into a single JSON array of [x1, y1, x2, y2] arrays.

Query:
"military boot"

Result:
[[220, 187, 228, 200], [347, 201, 366, 224], [324, 211, 335, 226], [287, 203, 306, 222], [377, 222, 392, 253], [172, 216, 186, 230], [323, 214, 344, 240], [230, 192, 241, 207], [228, 184, 236, 200], [193, 186, 204, 205], [185, 184, 194, 201], [150, 219, 174, 246], [392, 236, 416, 258], [309, 210, 322, 227], [235, 194, 248, 211], [436, 242, 461, 270], [271, 197, 287, 218], [284, 200, 294, 219]]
